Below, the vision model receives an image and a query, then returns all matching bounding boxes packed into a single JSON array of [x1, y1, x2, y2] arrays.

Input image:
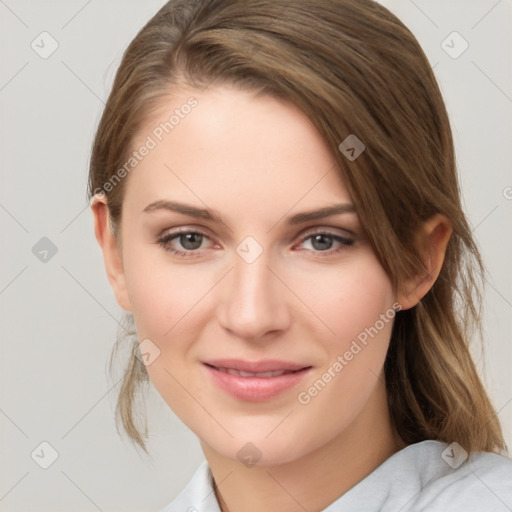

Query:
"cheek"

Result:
[[121, 247, 212, 419], [289, 252, 396, 415], [121, 241, 222, 385], [122, 240, 209, 338], [290, 252, 396, 346]]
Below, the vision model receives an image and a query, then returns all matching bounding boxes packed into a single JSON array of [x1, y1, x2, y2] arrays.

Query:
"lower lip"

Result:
[[203, 364, 311, 402]]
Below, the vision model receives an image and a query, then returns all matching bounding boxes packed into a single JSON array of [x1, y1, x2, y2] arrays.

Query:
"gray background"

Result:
[[1, 1, 511, 510]]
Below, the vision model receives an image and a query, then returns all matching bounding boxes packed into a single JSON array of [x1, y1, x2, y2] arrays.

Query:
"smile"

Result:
[[211, 366, 297, 378], [202, 360, 312, 402]]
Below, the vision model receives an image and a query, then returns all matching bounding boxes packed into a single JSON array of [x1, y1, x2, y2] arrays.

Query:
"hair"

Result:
[[88, 0, 506, 455]]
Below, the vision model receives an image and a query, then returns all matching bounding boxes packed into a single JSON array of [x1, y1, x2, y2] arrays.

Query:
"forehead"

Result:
[[123, 84, 352, 218]]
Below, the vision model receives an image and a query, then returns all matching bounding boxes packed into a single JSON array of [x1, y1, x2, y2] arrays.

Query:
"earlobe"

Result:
[[397, 214, 453, 310], [90, 194, 133, 312]]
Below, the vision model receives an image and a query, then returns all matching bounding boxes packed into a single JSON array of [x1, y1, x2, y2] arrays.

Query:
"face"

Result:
[[106, 84, 400, 465]]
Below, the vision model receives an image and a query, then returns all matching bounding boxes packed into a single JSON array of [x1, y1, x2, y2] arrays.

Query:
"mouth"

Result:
[[206, 366, 300, 378], [202, 359, 313, 401]]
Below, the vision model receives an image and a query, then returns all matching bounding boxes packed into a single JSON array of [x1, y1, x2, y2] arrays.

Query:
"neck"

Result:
[[201, 377, 405, 512]]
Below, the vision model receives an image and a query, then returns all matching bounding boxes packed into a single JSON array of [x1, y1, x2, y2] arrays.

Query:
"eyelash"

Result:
[[156, 228, 354, 258], [156, 229, 214, 259], [295, 232, 354, 255]]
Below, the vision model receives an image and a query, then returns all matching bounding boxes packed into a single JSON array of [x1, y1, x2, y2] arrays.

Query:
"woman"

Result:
[[89, 0, 512, 510]]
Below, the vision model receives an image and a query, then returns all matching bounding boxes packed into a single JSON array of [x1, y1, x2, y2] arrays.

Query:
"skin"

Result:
[[91, 84, 451, 512]]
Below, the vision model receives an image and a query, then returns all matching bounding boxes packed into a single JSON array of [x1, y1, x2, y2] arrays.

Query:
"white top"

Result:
[[159, 440, 512, 511]]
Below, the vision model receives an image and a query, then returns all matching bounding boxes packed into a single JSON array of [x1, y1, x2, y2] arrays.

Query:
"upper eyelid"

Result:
[[159, 225, 214, 239], [159, 226, 353, 238], [287, 226, 355, 247], [294, 231, 354, 250], [160, 224, 356, 238], [159, 227, 354, 249], [297, 226, 355, 238]]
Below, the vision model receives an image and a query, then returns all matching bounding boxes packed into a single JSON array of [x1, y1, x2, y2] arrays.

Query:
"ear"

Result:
[[397, 214, 452, 310], [90, 193, 133, 312]]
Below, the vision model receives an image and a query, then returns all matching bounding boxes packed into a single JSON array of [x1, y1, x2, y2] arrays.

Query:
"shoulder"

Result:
[[404, 441, 512, 511], [334, 440, 512, 512], [158, 443, 512, 512]]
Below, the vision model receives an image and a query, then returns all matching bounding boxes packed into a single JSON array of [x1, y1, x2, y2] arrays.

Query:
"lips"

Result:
[[212, 367, 296, 378], [204, 358, 309, 373], [203, 359, 312, 401]]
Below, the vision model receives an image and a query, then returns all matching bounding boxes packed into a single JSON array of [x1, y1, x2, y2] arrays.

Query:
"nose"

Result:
[[216, 249, 291, 341]]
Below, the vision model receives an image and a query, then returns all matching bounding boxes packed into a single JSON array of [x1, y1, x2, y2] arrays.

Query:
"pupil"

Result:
[[312, 234, 332, 251], [181, 233, 203, 250]]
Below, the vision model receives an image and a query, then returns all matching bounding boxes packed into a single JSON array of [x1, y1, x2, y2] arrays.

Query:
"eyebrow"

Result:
[[143, 200, 223, 223], [286, 203, 356, 224], [142, 200, 356, 225]]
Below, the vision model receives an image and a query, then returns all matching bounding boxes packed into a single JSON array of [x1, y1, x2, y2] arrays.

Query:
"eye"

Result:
[[176, 232, 205, 250], [297, 231, 354, 254], [157, 230, 214, 256]]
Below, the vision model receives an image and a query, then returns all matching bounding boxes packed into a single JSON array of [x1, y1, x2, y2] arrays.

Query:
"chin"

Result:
[[199, 424, 319, 468]]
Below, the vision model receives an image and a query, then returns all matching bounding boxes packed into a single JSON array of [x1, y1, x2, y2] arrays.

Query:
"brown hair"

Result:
[[88, 0, 506, 454]]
